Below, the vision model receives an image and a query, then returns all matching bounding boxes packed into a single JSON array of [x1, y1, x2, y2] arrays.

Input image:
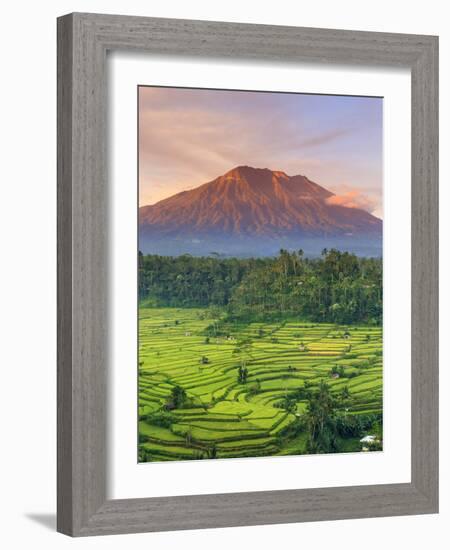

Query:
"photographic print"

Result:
[[138, 86, 383, 462]]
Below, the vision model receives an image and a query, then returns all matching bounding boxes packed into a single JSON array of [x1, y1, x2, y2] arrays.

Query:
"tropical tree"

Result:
[[139, 250, 382, 325], [233, 337, 253, 369], [305, 381, 338, 454], [340, 385, 350, 402], [237, 365, 248, 384], [166, 385, 187, 410]]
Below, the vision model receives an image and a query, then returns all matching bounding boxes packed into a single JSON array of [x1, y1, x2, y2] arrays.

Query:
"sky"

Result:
[[139, 86, 383, 218]]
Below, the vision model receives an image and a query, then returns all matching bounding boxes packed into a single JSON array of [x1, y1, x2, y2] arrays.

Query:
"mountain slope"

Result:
[[139, 166, 382, 257]]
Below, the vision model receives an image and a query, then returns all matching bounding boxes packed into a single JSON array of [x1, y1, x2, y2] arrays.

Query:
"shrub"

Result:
[[144, 411, 174, 428]]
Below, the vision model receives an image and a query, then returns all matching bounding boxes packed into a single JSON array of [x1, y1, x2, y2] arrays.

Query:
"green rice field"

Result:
[[138, 307, 383, 461]]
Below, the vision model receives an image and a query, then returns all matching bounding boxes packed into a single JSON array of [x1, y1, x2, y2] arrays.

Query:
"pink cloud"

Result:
[[138, 87, 383, 213], [326, 190, 377, 213]]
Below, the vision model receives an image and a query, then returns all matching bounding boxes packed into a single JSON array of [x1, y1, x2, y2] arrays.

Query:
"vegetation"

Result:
[[138, 248, 382, 462], [138, 306, 383, 462], [139, 249, 382, 325]]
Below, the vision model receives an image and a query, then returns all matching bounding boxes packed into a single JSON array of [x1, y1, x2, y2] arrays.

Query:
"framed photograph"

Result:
[[57, 13, 438, 536]]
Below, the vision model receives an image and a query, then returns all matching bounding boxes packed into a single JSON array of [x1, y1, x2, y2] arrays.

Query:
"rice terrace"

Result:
[[137, 88, 384, 462], [138, 249, 383, 462]]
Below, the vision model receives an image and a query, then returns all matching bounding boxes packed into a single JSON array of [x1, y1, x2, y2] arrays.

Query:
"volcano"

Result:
[[139, 166, 382, 257]]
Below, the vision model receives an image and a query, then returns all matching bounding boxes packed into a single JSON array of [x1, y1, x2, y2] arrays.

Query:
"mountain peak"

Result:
[[139, 166, 382, 256], [224, 165, 288, 179]]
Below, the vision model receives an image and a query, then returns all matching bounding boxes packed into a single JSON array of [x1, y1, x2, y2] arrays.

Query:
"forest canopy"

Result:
[[138, 249, 382, 325]]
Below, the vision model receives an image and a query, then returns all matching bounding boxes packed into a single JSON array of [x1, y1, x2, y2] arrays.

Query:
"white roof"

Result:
[[360, 435, 376, 443]]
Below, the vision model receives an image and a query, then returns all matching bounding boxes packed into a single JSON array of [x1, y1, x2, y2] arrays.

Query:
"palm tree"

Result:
[[340, 385, 350, 402], [306, 381, 338, 453], [233, 337, 253, 370]]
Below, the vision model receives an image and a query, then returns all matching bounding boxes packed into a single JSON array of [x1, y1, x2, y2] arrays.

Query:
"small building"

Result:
[[360, 435, 376, 444]]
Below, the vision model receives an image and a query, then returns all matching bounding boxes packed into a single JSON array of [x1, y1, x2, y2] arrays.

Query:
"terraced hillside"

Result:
[[138, 307, 382, 461]]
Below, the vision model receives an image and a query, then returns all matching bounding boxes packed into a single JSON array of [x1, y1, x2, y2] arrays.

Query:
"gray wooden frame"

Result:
[[57, 12, 438, 537]]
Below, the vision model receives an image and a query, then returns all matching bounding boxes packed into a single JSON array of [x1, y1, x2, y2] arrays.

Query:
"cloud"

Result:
[[326, 190, 378, 213], [138, 87, 382, 208], [297, 128, 352, 149]]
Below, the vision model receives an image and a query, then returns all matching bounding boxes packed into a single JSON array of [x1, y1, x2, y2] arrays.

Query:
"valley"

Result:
[[138, 307, 383, 461]]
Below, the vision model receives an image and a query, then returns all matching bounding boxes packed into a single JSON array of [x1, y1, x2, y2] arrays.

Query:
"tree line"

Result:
[[139, 248, 382, 325], [277, 380, 383, 454]]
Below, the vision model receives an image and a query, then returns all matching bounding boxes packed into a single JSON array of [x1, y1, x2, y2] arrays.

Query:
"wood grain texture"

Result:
[[57, 13, 74, 535], [57, 12, 439, 537], [410, 36, 439, 505]]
